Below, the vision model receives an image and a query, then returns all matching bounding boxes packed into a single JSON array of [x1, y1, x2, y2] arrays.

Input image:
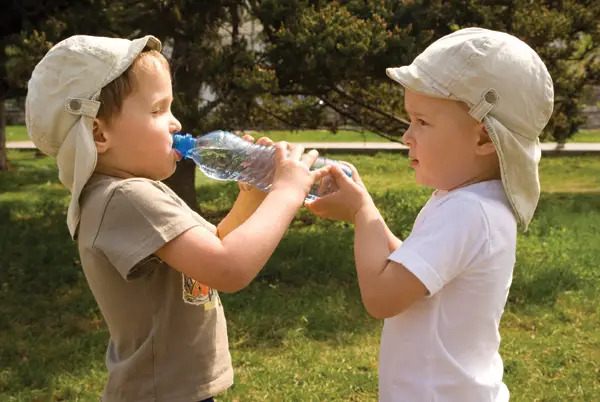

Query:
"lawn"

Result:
[[1, 150, 599, 401], [6, 125, 600, 143], [255, 128, 600, 144], [248, 129, 389, 142], [4, 125, 29, 142], [570, 129, 600, 143]]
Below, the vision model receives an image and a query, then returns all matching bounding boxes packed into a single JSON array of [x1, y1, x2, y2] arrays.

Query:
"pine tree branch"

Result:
[[328, 85, 410, 127]]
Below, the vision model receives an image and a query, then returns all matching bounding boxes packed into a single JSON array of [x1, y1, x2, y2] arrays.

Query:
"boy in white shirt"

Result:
[[306, 28, 554, 401]]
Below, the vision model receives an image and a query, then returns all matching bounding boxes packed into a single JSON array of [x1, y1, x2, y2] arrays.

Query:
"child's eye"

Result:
[[152, 109, 162, 115], [417, 119, 428, 126]]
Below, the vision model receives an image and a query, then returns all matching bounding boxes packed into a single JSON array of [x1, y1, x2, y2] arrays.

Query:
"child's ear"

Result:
[[93, 118, 110, 154], [475, 123, 496, 156]]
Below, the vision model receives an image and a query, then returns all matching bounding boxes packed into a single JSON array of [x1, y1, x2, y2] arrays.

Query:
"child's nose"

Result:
[[170, 115, 182, 133], [402, 127, 414, 146]]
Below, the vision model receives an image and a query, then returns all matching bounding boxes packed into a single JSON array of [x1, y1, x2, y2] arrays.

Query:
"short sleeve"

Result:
[[388, 195, 490, 296], [93, 179, 202, 280]]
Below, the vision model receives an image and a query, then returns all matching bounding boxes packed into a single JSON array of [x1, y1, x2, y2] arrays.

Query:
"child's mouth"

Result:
[[174, 149, 183, 161]]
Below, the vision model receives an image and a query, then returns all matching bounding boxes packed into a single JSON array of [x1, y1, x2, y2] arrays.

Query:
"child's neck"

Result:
[[94, 158, 136, 179], [446, 167, 501, 192]]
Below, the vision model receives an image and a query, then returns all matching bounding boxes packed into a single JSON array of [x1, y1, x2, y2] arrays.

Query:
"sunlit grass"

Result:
[[1, 150, 599, 401]]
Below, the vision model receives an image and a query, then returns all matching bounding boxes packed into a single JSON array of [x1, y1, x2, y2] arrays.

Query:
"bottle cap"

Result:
[[172, 133, 196, 158]]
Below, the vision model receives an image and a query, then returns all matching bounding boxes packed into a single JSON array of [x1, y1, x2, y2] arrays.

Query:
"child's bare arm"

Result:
[[156, 143, 331, 293], [216, 136, 273, 239], [353, 204, 427, 319], [307, 165, 426, 318], [156, 189, 304, 292], [216, 189, 265, 240]]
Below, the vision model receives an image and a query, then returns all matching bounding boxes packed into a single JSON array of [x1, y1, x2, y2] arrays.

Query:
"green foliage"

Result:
[[4, 30, 58, 91], [3, 1, 598, 196], [2, 0, 599, 140], [472, 0, 600, 142], [249, 0, 413, 136], [1, 150, 599, 400], [1, 0, 116, 98], [248, 0, 600, 142]]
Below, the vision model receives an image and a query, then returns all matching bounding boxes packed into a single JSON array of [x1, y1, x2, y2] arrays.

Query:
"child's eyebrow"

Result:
[[406, 109, 427, 117], [152, 96, 173, 105]]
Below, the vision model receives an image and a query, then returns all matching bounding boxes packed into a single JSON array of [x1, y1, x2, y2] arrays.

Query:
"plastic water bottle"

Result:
[[172, 130, 352, 200]]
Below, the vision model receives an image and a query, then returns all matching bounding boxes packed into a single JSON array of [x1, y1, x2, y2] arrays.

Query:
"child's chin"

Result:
[[163, 165, 178, 180], [148, 168, 175, 182], [414, 176, 433, 188]]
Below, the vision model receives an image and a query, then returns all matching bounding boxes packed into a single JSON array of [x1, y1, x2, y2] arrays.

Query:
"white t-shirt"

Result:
[[381, 180, 516, 402]]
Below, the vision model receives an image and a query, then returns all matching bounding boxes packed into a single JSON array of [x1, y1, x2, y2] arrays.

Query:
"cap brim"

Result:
[[484, 115, 541, 231], [386, 65, 455, 100]]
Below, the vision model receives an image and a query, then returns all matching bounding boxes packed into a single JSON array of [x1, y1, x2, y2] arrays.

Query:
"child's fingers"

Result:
[[289, 143, 305, 161], [256, 137, 274, 147], [300, 149, 319, 167], [328, 164, 356, 189], [304, 196, 326, 214], [238, 182, 253, 191], [305, 192, 340, 217], [314, 174, 337, 197], [274, 141, 289, 163], [310, 165, 332, 182], [304, 200, 326, 217], [339, 161, 364, 186], [241, 134, 255, 143]]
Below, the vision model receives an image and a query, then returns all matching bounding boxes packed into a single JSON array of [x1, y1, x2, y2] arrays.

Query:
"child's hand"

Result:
[[238, 134, 273, 201], [217, 134, 275, 239], [270, 142, 331, 203], [305, 163, 374, 223]]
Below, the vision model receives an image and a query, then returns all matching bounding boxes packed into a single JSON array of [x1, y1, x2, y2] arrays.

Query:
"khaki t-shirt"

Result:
[[77, 174, 233, 402]]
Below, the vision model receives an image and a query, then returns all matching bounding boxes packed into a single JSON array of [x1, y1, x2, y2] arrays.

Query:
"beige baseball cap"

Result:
[[26, 35, 162, 238], [386, 27, 554, 230]]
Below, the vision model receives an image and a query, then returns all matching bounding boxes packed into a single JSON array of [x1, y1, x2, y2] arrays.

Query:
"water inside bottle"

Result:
[[190, 147, 248, 182], [189, 145, 346, 200]]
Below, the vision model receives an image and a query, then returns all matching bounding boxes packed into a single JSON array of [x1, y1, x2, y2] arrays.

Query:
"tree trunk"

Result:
[[161, 37, 204, 211], [162, 159, 199, 211], [0, 99, 7, 171]]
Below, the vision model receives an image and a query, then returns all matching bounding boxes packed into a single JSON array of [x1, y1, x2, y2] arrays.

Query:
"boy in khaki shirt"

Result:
[[26, 35, 330, 401]]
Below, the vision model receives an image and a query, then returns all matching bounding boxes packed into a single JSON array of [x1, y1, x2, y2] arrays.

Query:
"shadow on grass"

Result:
[[0, 151, 59, 193], [0, 197, 105, 394], [508, 265, 581, 307]]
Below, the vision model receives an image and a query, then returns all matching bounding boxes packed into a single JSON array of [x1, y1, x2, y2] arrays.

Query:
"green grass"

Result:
[[5, 125, 29, 142], [1, 150, 599, 401], [250, 129, 389, 142], [570, 129, 600, 143]]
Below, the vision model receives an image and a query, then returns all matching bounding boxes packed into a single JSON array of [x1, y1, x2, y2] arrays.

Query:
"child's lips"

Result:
[[174, 149, 183, 161]]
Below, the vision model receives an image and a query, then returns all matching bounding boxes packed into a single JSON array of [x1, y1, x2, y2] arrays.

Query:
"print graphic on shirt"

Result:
[[182, 274, 221, 310]]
